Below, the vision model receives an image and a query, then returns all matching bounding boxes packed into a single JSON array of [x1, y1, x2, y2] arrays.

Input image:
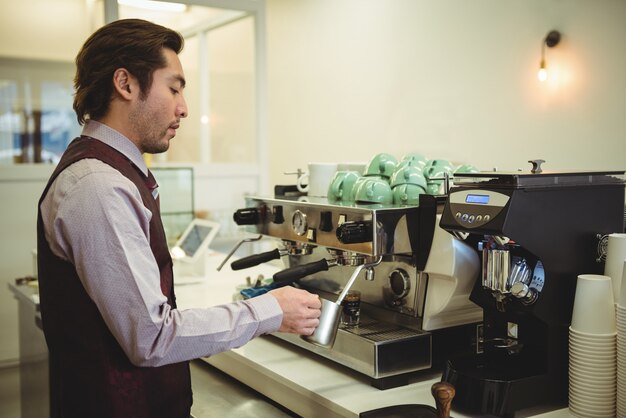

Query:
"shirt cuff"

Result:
[[246, 293, 283, 335]]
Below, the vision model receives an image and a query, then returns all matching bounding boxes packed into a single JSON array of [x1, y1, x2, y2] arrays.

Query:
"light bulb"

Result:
[[537, 68, 548, 82], [537, 60, 547, 82]]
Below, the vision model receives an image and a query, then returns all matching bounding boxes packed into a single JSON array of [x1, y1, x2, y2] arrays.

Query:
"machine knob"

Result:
[[233, 207, 260, 225], [319, 211, 333, 232], [336, 221, 373, 244], [511, 282, 538, 305], [272, 205, 284, 224]]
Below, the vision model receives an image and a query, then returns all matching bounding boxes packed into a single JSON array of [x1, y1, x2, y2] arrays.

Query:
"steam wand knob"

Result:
[[511, 282, 539, 305]]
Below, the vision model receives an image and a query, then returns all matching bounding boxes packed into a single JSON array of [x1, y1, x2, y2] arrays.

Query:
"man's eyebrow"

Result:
[[171, 74, 186, 88]]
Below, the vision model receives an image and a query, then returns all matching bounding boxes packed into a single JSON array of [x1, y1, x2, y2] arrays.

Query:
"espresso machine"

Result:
[[439, 163, 625, 416], [226, 194, 483, 389]]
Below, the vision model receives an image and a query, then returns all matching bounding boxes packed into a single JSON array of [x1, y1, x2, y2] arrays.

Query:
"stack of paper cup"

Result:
[[605, 233, 626, 303], [617, 261, 626, 417], [569, 274, 616, 418]]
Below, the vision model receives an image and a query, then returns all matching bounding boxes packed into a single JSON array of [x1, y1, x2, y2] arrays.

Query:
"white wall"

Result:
[[265, 0, 626, 185], [0, 0, 99, 61]]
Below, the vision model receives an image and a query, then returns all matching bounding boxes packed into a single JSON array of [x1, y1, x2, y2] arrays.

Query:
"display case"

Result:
[[152, 167, 195, 246]]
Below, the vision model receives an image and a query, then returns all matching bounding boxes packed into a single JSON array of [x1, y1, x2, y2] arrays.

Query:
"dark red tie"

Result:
[[146, 170, 160, 206]]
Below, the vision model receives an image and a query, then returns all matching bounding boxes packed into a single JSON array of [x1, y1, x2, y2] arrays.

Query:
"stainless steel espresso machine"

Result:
[[227, 194, 483, 389], [439, 165, 625, 417]]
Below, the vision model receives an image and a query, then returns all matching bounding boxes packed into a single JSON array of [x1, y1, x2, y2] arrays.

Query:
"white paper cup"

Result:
[[569, 368, 616, 382], [605, 233, 626, 303], [571, 275, 616, 335], [569, 395, 616, 407], [619, 259, 626, 306], [570, 327, 617, 339], [570, 360, 616, 371], [569, 406, 615, 418], [570, 346, 616, 358], [570, 382, 616, 396], [570, 354, 616, 366]]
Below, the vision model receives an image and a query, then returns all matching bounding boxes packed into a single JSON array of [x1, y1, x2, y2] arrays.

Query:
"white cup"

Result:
[[605, 233, 626, 303], [571, 274, 616, 335], [296, 163, 338, 197], [619, 260, 626, 307]]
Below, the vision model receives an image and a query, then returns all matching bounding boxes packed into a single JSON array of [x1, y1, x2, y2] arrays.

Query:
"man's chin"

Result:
[[144, 141, 170, 154]]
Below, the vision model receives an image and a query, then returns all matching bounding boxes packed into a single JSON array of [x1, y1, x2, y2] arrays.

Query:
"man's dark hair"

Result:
[[73, 19, 184, 125]]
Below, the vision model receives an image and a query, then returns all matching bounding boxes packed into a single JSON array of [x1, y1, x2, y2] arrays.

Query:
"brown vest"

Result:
[[37, 136, 192, 418]]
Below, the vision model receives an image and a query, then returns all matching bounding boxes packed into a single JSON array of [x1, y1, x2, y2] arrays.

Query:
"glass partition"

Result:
[[0, 58, 80, 164], [152, 166, 195, 246]]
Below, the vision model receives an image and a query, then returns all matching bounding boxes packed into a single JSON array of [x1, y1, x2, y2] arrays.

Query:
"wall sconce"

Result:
[[538, 30, 561, 82]]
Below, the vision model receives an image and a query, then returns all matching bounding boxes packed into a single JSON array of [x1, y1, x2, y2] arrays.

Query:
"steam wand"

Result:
[[216, 235, 263, 271], [336, 257, 382, 304]]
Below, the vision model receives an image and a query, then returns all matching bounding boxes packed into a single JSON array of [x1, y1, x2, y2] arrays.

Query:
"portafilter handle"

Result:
[[431, 381, 455, 418], [230, 248, 283, 271], [273, 259, 338, 284]]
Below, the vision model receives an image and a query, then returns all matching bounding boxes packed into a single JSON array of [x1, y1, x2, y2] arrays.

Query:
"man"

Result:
[[37, 19, 321, 418]]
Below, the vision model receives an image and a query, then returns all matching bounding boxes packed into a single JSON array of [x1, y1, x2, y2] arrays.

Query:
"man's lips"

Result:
[[167, 122, 180, 136]]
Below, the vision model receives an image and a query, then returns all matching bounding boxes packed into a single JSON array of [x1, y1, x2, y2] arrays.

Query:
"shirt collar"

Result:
[[81, 120, 149, 177]]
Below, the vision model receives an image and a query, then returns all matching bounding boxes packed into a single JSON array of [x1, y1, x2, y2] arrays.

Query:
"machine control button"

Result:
[[484, 214, 491, 222], [455, 212, 462, 219], [461, 214, 469, 222], [272, 205, 284, 224], [338, 214, 347, 226], [319, 211, 333, 232], [306, 228, 316, 242], [476, 215, 483, 222], [468, 215, 475, 223]]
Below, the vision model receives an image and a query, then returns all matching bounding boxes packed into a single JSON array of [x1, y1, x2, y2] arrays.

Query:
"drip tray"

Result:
[[272, 317, 432, 380]]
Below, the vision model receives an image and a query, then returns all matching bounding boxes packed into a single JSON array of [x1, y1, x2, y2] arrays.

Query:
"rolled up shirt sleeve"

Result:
[[41, 159, 283, 367]]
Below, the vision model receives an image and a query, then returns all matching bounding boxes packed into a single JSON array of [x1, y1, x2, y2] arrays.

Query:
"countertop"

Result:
[[9, 253, 573, 417], [8, 277, 40, 306], [175, 252, 573, 418]]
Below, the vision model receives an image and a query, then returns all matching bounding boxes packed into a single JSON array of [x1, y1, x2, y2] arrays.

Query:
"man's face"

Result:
[[129, 48, 188, 154]]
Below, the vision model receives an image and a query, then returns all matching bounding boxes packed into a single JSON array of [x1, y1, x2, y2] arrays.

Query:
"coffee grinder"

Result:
[[438, 162, 624, 417]]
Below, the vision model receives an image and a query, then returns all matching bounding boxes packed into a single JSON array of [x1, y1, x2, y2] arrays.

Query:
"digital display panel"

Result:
[[465, 194, 490, 204], [180, 225, 212, 257]]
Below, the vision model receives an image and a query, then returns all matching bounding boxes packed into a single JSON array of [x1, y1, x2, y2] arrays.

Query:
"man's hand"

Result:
[[268, 286, 321, 335]]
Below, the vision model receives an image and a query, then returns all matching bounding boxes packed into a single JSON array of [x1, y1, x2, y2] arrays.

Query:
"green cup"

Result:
[[400, 153, 428, 170], [328, 171, 360, 202], [392, 183, 426, 205], [424, 159, 454, 195], [351, 175, 378, 201], [353, 176, 393, 204], [454, 164, 480, 174], [363, 153, 398, 179], [390, 165, 427, 190]]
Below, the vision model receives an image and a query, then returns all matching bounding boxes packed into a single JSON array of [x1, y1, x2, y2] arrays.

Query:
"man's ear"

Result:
[[112, 68, 137, 100]]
